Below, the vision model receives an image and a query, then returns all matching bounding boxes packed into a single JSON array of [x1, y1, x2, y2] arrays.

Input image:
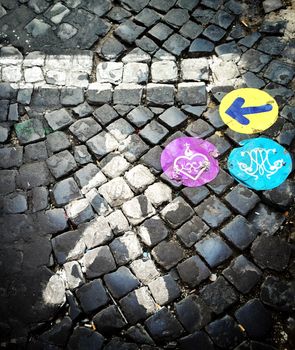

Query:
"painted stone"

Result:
[[161, 137, 219, 187], [219, 88, 278, 134], [228, 137, 292, 190]]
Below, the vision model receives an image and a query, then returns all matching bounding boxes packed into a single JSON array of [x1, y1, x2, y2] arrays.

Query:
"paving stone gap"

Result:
[[0, 0, 294, 349]]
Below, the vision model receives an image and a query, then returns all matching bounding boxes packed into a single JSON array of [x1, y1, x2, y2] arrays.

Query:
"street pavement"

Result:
[[0, 0, 294, 349]]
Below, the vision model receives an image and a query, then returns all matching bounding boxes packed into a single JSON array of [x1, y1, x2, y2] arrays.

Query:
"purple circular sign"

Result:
[[161, 137, 220, 187]]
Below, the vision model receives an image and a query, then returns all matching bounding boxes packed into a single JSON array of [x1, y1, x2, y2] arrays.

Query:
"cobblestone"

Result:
[[152, 240, 184, 270], [76, 279, 109, 313], [138, 215, 169, 247], [177, 255, 211, 287]]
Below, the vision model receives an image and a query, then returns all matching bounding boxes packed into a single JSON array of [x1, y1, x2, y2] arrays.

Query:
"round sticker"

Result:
[[161, 137, 219, 187], [228, 137, 292, 190], [219, 88, 278, 134]]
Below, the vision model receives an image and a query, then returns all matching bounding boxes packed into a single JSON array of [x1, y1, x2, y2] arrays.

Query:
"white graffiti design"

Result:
[[173, 143, 210, 181], [238, 148, 284, 180]]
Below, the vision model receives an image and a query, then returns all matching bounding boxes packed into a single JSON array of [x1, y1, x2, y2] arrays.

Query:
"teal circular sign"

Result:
[[228, 137, 292, 190]]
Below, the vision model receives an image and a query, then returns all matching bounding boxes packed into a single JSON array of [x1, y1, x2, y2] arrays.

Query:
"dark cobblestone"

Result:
[[152, 240, 184, 270], [76, 279, 109, 313], [148, 274, 181, 305], [177, 255, 211, 287], [176, 216, 209, 247], [225, 185, 260, 216]]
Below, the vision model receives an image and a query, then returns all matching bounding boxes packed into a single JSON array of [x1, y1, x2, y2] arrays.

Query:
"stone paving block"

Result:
[[1, 191, 28, 214], [96, 62, 123, 84], [179, 330, 215, 350], [148, 22, 174, 42], [146, 83, 175, 106], [115, 20, 145, 44], [93, 104, 118, 126], [161, 197, 194, 229], [8, 103, 19, 121], [86, 131, 119, 159], [46, 131, 71, 153], [263, 0, 284, 13], [206, 133, 231, 156], [195, 196, 231, 228], [84, 245, 116, 278], [72, 101, 94, 118], [107, 118, 135, 141], [122, 47, 151, 63], [73, 145, 92, 165], [0, 124, 9, 143], [225, 185, 260, 216], [223, 255, 262, 294], [123, 62, 149, 84], [76, 279, 109, 313], [195, 233, 232, 268], [85, 188, 111, 216], [113, 84, 143, 105], [118, 134, 149, 162], [98, 177, 134, 207], [139, 120, 169, 145], [247, 203, 285, 235], [148, 274, 181, 305], [130, 258, 160, 284], [235, 299, 273, 339], [152, 240, 184, 270], [46, 150, 77, 179], [177, 82, 207, 105], [177, 255, 211, 287], [0, 146, 23, 169], [251, 235, 291, 271], [212, 9, 235, 29], [63, 261, 84, 290], [180, 20, 203, 39], [93, 305, 127, 333], [60, 87, 84, 107], [200, 276, 238, 314], [120, 287, 157, 324], [257, 36, 286, 56], [206, 169, 234, 195], [0, 100, 10, 122], [144, 182, 172, 208], [86, 83, 112, 105], [238, 49, 271, 73], [159, 106, 188, 129], [107, 210, 130, 235], [176, 216, 209, 248], [44, 109, 73, 131], [181, 58, 209, 81], [140, 145, 162, 174], [175, 295, 212, 333], [203, 24, 226, 42], [138, 215, 169, 247], [260, 276, 295, 312], [38, 315, 73, 347], [163, 8, 189, 28], [126, 324, 155, 346], [136, 35, 159, 54], [37, 208, 68, 233], [98, 35, 126, 61], [151, 61, 178, 83], [52, 177, 82, 207], [74, 163, 106, 194], [205, 315, 245, 349], [181, 186, 209, 207], [79, 216, 113, 249], [262, 180, 295, 210], [221, 215, 259, 250], [264, 60, 295, 85], [110, 231, 143, 265], [51, 230, 85, 265], [69, 118, 102, 142], [276, 122, 295, 146], [15, 118, 45, 145], [68, 327, 104, 349], [127, 106, 154, 128], [104, 266, 139, 299], [186, 119, 214, 138], [101, 154, 130, 179], [31, 186, 49, 212], [163, 33, 190, 56], [145, 307, 184, 342], [135, 7, 161, 27], [17, 162, 53, 190], [65, 198, 95, 226]]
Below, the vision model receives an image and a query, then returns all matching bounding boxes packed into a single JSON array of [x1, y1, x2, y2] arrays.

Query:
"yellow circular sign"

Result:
[[219, 88, 278, 134]]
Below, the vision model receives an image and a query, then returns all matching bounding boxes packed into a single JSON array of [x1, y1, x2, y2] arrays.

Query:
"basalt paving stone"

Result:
[[148, 274, 181, 305], [67, 327, 104, 350], [93, 305, 127, 334], [152, 240, 185, 270], [262, 180, 295, 210], [177, 255, 211, 287], [225, 185, 260, 216], [179, 330, 215, 350], [138, 215, 169, 247], [83, 245, 116, 278], [46, 131, 71, 154], [176, 216, 210, 248], [140, 145, 162, 173], [235, 299, 273, 339], [161, 197, 194, 229]]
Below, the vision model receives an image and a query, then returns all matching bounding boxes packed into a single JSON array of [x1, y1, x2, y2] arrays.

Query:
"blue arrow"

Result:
[[225, 97, 273, 125]]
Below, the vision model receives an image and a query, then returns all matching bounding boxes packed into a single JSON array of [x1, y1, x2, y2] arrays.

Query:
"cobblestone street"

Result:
[[0, 0, 294, 349]]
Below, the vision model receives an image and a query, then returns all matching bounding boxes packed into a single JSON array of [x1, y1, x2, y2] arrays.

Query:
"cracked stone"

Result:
[[110, 231, 143, 265], [177, 255, 211, 287]]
